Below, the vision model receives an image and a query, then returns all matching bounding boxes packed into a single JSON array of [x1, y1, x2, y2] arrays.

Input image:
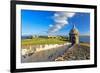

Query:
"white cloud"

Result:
[[48, 12, 76, 34]]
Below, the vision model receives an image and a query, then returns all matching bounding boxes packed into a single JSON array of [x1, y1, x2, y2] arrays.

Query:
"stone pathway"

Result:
[[21, 44, 71, 63], [55, 44, 90, 61]]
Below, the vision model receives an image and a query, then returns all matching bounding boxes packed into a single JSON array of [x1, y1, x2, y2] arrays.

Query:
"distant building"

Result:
[[69, 24, 79, 45], [48, 35, 57, 39]]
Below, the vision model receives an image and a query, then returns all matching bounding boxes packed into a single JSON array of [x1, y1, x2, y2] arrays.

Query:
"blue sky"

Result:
[[21, 10, 90, 36]]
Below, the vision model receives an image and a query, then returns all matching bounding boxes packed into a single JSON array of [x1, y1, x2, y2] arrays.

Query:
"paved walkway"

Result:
[[21, 44, 71, 63]]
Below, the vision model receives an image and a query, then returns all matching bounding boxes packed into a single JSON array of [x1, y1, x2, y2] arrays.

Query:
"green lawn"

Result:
[[21, 38, 67, 45]]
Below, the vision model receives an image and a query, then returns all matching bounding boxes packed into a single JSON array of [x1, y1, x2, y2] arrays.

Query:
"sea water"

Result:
[[79, 36, 90, 43]]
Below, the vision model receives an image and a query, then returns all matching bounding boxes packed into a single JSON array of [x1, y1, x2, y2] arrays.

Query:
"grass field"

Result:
[[21, 38, 68, 45]]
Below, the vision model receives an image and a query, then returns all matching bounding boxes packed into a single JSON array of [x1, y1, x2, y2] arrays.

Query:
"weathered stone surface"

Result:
[[55, 44, 90, 61], [69, 24, 79, 45]]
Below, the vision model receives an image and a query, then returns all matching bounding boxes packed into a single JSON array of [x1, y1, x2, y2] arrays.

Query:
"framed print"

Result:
[[10, 1, 97, 72]]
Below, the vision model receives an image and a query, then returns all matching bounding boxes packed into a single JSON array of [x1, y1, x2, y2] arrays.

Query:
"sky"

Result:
[[21, 9, 90, 36]]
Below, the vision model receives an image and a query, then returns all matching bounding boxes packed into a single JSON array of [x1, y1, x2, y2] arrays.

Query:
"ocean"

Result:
[[79, 36, 90, 43]]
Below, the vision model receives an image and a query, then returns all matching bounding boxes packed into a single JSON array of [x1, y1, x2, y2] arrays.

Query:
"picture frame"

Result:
[[10, 1, 97, 72]]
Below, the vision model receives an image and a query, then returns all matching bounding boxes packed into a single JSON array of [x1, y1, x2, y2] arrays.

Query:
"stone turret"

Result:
[[69, 24, 79, 45]]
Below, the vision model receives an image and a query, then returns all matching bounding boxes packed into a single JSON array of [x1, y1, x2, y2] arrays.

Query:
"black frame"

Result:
[[10, 1, 97, 72]]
